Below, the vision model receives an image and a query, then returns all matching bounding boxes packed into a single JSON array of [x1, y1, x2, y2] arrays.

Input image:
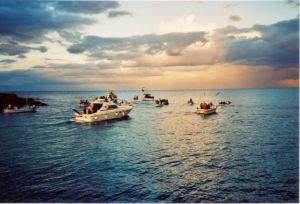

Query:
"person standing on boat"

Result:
[[188, 98, 194, 105]]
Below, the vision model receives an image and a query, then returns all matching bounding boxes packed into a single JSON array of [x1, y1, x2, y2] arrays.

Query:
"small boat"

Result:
[[218, 101, 232, 106], [155, 99, 163, 107], [197, 102, 217, 115], [133, 95, 139, 101], [73, 100, 132, 123], [155, 98, 169, 107], [160, 99, 169, 105], [4, 104, 36, 114], [187, 98, 194, 105], [142, 93, 154, 101]]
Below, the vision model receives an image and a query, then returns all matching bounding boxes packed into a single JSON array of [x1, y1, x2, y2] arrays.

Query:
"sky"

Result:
[[0, 0, 299, 91]]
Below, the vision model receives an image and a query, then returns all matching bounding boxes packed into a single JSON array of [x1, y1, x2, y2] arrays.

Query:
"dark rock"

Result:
[[0, 93, 47, 112]]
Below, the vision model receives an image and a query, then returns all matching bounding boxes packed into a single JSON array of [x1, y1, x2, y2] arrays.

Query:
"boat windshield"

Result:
[[101, 104, 118, 111], [108, 105, 118, 110]]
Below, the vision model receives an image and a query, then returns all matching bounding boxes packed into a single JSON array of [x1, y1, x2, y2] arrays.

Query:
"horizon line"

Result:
[[0, 87, 298, 93]]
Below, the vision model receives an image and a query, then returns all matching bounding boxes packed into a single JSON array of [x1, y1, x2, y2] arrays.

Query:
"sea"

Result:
[[0, 88, 298, 202]]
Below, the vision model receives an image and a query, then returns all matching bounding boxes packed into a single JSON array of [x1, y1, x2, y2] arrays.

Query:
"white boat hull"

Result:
[[74, 106, 132, 123], [142, 98, 154, 101], [3, 108, 36, 114], [197, 107, 217, 115]]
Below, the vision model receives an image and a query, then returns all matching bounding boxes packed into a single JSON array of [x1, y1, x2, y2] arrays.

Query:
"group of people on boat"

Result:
[[80, 99, 89, 103], [107, 91, 117, 102], [200, 102, 214, 109], [83, 103, 105, 114], [6, 104, 18, 110], [79, 99, 89, 107]]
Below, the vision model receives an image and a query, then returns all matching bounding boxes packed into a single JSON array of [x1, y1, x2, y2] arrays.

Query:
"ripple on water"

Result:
[[0, 89, 298, 202]]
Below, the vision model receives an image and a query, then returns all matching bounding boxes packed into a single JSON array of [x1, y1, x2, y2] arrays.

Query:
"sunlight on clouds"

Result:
[[157, 14, 216, 34], [34, 63, 299, 90], [0, 1, 298, 90], [277, 79, 299, 87], [227, 31, 263, 39]]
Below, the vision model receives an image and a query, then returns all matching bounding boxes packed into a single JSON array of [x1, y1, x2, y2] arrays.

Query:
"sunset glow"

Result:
[[0, 1, 298, 91]]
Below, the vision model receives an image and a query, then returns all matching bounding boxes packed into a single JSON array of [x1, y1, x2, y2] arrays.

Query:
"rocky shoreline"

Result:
[[0, 93, 47, 112]]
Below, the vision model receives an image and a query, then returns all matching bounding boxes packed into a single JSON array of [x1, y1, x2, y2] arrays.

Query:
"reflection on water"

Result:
[[0, 89, 298, 202]]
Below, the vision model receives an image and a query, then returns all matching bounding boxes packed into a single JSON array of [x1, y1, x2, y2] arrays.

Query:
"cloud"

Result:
[[66, 17, 298, 70], [67, 32, 207, 61], [0, 43, 47, 57], [108, 10, 132, 18], [158, 14, 216, 34], [223, 18, 299, 68], [0, 2, 94, 43], [0, 1, 130, 58], [54, 1, 119, 14], [0, 1, 128, 45], [285, 0, 300, 8], [0, 59, 16, 64], [221, 3, 239, 8], [229, 15, 241, 22], [0, 6, 297, 91]]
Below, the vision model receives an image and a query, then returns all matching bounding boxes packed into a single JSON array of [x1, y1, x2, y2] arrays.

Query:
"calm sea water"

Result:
[[0, 89, 298, 202]]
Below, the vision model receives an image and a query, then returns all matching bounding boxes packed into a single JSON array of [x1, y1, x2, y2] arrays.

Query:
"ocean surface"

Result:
[[0, 89, 298, 202]]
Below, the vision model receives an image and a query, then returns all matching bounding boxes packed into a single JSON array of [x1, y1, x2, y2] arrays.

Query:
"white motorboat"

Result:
[[4, 105, 36, 114], [73, 100, 132, 123], [197, 102, 217, 115]]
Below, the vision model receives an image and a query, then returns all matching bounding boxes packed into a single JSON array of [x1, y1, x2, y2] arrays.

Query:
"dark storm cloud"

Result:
[[229, 15, 241, 22], [0, 43, 47, 57], [0, 59, 16, 64], [223, 18, 299, 68], [108, 10, 132, 18], [0, 1, 129, 58], [67, 44, 88, 54], [0, 1, 124, 44], [54, 1, 119, 14], [0, 1, 94, 42]]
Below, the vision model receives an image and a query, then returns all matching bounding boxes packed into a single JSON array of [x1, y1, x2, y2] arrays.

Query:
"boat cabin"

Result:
[[200, 102, 213, 109], [143, 93, 154, 99]]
